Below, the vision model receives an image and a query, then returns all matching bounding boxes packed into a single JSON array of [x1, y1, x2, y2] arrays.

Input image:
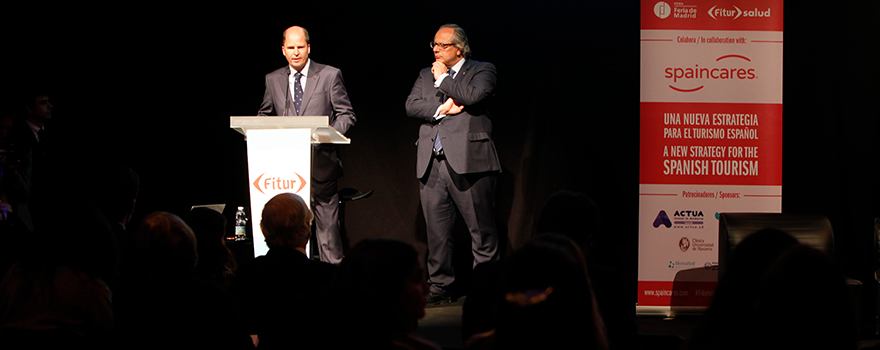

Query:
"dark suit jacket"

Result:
[[234, 248, 337, 347], [258, 61, 356, 182], [6, 119, 43, 231], [405, 59, 501, 178]]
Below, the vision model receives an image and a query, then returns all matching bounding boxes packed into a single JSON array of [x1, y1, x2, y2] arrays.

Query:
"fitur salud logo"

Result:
[[708, 5, 772, 20]]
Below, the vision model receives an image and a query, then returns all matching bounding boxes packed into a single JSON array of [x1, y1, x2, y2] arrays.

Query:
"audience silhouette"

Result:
[[233, 192, 336, 349], [88, 165, 140, 293], [321, 238, 442, 350], [186, 207, 237, 289], [0, 199, 116, 349], [687, 228, 856, 350], [0, 120, 868, 350], [466, 233, 609, 350], [116, 211, 252, 349], [533, 190, 635, 350], [753, 243, 856, 349], [0, 115, 32, 277], [465, 190, 632, 349]]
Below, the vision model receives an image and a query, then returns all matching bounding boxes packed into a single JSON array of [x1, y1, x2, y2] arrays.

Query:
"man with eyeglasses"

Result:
[[258, 26, 356, 264], [405, 24, 501, 303]]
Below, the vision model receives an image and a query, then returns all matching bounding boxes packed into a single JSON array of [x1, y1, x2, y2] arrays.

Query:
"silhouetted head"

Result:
[[34, 199, 117, 282], [261, 193, 312, 250], [137, 212, 198, 274], [755, 244, 856, 349], [22, 89, 52, 126], [186, 207, 236, 285], [535, 190, 601, 254], [91, 165, 139, 226], [335, 239, 427, 328], [494, 234, 608, 349]]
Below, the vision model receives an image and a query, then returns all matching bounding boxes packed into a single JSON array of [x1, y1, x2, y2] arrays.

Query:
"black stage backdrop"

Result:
[[4, 1, 878, 300]]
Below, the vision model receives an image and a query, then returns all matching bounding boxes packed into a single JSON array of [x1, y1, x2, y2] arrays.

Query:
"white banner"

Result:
[[245, 128, 312, 257]]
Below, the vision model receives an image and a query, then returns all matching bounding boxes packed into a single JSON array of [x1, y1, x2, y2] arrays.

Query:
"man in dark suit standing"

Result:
[[258, 26, 356, 264], [405, 24, 501, 302]]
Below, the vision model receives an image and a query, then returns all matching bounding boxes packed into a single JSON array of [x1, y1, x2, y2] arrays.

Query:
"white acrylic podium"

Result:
[[230, 116, 350, 257]]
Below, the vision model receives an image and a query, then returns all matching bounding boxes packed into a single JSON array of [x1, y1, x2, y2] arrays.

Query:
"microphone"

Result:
[[284, 69, 291, 116]]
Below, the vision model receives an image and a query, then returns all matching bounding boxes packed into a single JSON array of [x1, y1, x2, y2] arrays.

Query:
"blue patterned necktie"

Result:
[[434, 68, 456, 153], [294, 72, 304, 115]]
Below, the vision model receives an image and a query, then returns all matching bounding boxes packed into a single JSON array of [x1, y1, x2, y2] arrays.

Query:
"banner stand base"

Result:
[[636, 306, 708, 318]]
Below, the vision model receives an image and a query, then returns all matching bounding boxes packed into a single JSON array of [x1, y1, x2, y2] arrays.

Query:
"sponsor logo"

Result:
[[679, 237, 691, 252], [665, 55, 756, 93], [690, 238, 715, 252], [670, 210, 705, 229], [708, 5, 771, 20], [253, 172, 308, 195], [668, 260, 696, 269], [654, 2, 671, 19], [677, 236, 716, 253], [653, 210, 673, 228]]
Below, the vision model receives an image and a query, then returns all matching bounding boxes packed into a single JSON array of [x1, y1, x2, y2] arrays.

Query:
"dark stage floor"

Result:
[[417, 299, 880, 350]]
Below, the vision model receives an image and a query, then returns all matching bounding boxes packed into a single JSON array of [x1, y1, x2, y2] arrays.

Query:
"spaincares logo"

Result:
[[664, 54, 756, 92], [253, 172, 308, 195]]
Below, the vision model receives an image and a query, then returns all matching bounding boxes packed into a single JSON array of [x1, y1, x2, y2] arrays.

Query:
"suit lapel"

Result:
[[455, 59, 473, 84], [301, 61, 321, 115]]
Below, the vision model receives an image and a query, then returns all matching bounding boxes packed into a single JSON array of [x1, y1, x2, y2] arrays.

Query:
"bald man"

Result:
[[235, 193, 338, 348], [258, 26, 356, 263]]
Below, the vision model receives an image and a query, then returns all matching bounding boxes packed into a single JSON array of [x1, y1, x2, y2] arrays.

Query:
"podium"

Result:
[[230, 116, 350, 257]]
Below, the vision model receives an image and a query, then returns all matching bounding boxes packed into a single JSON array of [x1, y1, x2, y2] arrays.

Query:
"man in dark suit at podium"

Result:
[[258, 25, 356, 264], [405, 24, 501, 302]]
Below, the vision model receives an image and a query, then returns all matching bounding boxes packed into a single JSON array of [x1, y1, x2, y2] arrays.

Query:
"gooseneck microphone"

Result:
[[284, 69, 291, 116]]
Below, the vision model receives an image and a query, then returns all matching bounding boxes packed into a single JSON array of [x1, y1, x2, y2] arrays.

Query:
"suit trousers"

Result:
[[311, 177, 342, 264], [420, 155, 498, 295]]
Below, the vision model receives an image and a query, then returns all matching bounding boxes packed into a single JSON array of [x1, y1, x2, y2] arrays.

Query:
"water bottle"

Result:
[[234, 206, 248, 241]]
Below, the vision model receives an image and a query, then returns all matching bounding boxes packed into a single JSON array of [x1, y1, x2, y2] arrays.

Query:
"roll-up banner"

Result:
[[638, 0, 783, 315]]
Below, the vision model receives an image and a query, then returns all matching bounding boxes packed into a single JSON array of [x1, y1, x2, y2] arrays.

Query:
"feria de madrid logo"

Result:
[[654, 2, 772, 20], [653, 2, 671, 19]]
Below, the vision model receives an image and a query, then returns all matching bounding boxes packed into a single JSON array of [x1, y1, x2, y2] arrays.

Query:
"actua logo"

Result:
[[674, 210, 704, 217], [653, 210, 672, 228], [253, 173, 307, 195], [664, 55, 756, 92]]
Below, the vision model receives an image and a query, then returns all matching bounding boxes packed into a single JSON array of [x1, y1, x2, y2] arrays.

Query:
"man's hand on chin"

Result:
[[431, 60, 447, 81]]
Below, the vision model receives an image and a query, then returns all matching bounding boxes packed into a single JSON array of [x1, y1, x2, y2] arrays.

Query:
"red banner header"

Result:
[[641, 0, 784, 31]]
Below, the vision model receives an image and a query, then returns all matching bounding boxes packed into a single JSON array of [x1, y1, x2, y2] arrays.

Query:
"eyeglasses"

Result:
[[430, 41, 456, 50]]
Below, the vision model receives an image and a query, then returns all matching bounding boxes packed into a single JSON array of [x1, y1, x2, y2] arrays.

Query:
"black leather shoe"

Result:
[[426, 292, 451, 304]]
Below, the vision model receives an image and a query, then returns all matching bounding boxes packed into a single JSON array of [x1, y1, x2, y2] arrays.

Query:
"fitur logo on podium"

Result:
[[252, 172, 308, 195]]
